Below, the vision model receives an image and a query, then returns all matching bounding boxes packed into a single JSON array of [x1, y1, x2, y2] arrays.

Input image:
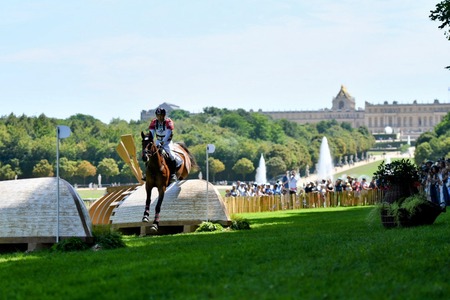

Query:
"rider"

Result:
[[148, 107, 179, 184]]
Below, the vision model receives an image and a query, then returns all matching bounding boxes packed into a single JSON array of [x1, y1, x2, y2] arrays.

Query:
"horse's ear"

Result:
[[141, 131, 145, 139]]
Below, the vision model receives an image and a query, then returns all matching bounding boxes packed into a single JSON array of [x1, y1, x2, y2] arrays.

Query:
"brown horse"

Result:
[[140, 131, 196, 230]]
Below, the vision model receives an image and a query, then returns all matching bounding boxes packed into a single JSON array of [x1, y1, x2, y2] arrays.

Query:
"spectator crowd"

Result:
[[224, 171, 378, 199]]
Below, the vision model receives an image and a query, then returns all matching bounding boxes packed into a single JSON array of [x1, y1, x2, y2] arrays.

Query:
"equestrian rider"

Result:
[[148, 107, 179, 184]]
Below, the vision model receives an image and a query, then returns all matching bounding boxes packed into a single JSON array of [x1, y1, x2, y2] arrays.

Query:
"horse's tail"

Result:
[[177, 142, 198, 171]]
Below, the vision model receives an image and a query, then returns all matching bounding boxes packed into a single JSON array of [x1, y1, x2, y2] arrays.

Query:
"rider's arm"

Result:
[[162, 129, 172, 144], [148, 119, 157, 140], [161, 118, 174, 144], [150, 128, 156, 140]]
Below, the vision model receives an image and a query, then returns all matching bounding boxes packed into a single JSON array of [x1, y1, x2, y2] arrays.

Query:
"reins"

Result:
[[143, 137, 165, 164]]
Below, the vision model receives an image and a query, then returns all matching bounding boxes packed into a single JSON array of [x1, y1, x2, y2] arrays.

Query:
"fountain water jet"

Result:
[[255, 154, 267, 184], [317, 137, 334, 181]]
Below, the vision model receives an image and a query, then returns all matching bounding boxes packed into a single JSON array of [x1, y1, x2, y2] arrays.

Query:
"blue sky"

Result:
[[1, 1, 449, 123]]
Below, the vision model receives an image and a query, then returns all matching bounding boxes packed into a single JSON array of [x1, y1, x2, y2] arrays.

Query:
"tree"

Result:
[[219, 113, 253, 137], [9, 158, 22, 179], [430, 0, 450, 68], [250, 113, 272, 140], [208, 158, 225, 182], [169, 109, 191, 120], [97, 158, 120, 182], [434, 111, 450, 136], [59, 157, 78, 179], [416, 131, 437, 145], [76, 160, 97, 184], [414, 142, 434, 164], [232, 158, 254, 180], [0, 163, 16, 180], [32, 159, 54, 177], [120, 164, 135, 183], [266, 157, 286, 179], [0, 108, 376, 183]]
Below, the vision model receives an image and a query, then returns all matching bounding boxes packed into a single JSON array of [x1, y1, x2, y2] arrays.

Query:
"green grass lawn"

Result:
[[76, 188, 107, 199], [1, 207, 450, 299], [334, 158, 405, 180]]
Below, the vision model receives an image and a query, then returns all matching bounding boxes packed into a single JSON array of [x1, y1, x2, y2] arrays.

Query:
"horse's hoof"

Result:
[[142, 216, 150, 223], [149, 224, 158, 233]]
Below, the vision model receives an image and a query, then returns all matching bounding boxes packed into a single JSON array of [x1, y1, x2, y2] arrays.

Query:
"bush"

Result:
[[195, 221, 224, 232], [230, 216, 251, 230], [52, 237, 89, 252], [92, 225, 126, 250]]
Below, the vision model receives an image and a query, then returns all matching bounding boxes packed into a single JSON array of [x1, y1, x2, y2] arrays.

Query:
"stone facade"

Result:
[[262, 85, 450, 139]]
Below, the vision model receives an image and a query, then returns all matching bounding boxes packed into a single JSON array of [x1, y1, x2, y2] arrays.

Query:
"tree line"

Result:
[[0, 109, 375, 185], [415, 111, 450, 163]]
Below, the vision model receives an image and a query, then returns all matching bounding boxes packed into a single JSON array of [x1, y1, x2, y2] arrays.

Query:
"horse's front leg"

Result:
[[142, 184, 152, 223]]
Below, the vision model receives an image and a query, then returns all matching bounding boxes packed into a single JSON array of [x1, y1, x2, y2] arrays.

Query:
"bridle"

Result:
[[142, 135, 164, 162]]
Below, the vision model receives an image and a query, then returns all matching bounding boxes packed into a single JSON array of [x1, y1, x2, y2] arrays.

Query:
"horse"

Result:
[[140, 131, 197, 231]]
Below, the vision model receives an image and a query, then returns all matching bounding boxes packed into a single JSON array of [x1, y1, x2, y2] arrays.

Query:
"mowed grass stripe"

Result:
[[1, 207, 449, 299]]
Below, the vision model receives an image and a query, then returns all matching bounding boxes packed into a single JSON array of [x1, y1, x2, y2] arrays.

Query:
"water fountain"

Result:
[[317, 137, 334, 181], [255, 153, 267, 184]]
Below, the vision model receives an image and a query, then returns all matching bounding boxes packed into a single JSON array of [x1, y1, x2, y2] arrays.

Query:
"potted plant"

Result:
[[380, 192, 442, 227], [373, 159, 420, 203], [372, 159, 442, 228]]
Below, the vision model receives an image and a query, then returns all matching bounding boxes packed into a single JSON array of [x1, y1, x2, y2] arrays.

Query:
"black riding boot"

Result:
[[168, 158, 178, 184]]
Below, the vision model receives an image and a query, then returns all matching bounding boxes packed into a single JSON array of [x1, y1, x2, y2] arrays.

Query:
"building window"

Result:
[[397, 117, 401, 126], [418, 117, 422, 126]]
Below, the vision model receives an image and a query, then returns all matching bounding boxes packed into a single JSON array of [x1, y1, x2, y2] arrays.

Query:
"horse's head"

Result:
[[141, 131, 155, 162]]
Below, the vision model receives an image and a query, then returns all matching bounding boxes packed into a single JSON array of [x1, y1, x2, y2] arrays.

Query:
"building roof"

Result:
[[336, 85, 352, 100]]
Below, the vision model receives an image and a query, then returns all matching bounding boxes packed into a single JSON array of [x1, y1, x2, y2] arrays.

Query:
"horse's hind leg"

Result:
[[150, 190, 165, 231]]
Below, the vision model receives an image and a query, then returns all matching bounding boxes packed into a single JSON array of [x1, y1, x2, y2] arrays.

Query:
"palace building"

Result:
[[141, 86, 450, 140], [261, 85, 450, 139]]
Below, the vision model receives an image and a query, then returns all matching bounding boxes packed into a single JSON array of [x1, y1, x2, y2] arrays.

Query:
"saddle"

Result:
[[160, 147, 182, 168]]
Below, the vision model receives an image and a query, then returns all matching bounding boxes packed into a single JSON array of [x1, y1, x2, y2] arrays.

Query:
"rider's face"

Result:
[[156, 114, 165, 122]]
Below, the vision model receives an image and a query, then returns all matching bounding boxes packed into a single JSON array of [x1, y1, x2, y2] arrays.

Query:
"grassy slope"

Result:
[[1, 207, 449, 299], [334, 158, 405, 180]]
